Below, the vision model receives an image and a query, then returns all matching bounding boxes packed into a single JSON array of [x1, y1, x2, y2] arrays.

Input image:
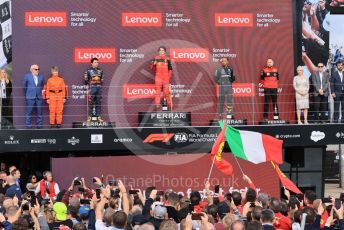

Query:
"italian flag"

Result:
[[220, 121, 283, 164]]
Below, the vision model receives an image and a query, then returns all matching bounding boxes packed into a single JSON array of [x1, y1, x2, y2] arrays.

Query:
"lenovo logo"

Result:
[[74, 48, 116, 63], [122, 13, 162, 27], [25, 12, 67, 27], [233, 83, 255, 97], [216, 83, 255, 97], [170, 48, 209, 62], [215, 13, 253, 27], [144, 134, 174, 143], [123, 84, 156, 99]]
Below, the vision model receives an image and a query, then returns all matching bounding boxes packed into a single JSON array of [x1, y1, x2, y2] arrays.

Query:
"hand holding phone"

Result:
[[191, 213, 203, 220], [129, 190, 139, 195], [96, 188, 101, 200], [214, 185, 220, 194], [335, 198, 342, 210]]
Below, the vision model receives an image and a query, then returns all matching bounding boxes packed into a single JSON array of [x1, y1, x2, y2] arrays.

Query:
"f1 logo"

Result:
[[143, 133, 174, 143]]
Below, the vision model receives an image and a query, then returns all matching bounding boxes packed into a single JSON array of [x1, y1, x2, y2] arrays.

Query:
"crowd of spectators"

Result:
[[0, 163, 343, 230]]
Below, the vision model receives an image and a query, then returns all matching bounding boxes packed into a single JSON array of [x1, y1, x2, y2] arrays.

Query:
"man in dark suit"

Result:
[[0, 69, 12, 124], [330, 61, 344, 123], [261, 209, 275, 230], [311, 63, 330, 122], [23, 64, 44, 128]]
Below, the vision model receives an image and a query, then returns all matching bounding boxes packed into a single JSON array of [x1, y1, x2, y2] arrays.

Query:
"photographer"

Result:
[[94, 180, 129, 229], [62, 177, 93, 206]]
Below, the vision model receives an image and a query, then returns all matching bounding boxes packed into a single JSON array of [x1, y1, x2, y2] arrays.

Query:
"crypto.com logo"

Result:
[[215, 13, 253, 27], [25, 12, 67, 27], [122, 13, 162, 27], [143, 134, 175, 143]]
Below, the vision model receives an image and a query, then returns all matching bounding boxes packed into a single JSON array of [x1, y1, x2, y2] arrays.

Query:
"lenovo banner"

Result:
[[12, 0, 294, 128]]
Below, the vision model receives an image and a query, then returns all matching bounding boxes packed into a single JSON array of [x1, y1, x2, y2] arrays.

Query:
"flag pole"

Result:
[[207, 118, 222, 181], [233, 156, 245, 176], [207, 156, 216, 181]]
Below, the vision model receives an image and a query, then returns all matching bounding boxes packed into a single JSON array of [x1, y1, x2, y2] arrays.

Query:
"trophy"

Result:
[[162, 97, 168, 111], [226, 105, 233, 120], [273, 105, 279, 120]]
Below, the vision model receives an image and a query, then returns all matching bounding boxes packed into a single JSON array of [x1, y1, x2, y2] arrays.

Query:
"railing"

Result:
[[0, 83, 337, 129]]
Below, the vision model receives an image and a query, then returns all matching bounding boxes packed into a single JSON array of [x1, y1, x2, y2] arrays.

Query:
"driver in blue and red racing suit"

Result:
[[84, 57, 103, 122]]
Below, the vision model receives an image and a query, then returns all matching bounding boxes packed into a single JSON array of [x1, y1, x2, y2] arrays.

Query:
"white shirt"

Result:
[[339, 71, 343, 90], [33, 75, 38, 86], [319, 72, 323, 89], [95, 219, 118, 230], [0, 80, 6, 98]]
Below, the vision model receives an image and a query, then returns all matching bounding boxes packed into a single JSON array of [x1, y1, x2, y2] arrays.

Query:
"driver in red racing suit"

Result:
[[150, 46, 173, 110]]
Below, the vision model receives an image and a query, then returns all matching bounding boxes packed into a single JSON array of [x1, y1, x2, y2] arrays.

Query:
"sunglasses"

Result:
[[33, 68, 40, 71], [318, 66, 324, 68]]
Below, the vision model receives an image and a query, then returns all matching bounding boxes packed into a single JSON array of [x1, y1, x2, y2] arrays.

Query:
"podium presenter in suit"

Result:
[[23, 64, 44, 128]]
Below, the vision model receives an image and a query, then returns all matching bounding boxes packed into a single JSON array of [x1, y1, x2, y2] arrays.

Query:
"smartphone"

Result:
[[96, 188, 101, 200], [80, 199, 91, 205], [189, 204, 194, 214], [30, 195, 36, 207], [108, 180, 118, 186], [157, 191, 164, 196], [191, 213, 203, 220], [340, 193, 344, 201], [214, 185, 220, 194], [41, 199, 50, 206], [296, 194, 304, 202], [322, 197, 331, 203], [335, 198, 342, 209], [129, 190, 139, 195], [326, 205, 333, 215]]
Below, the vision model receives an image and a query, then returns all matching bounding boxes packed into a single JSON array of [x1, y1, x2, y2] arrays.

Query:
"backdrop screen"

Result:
[[12, 0, 295, 127]]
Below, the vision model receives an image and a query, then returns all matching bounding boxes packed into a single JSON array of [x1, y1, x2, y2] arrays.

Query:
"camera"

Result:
[[156, 191, 164, 196], [74, 177, 82, 186], [22, 202, 30, 211], [111, 188, 120, 198]]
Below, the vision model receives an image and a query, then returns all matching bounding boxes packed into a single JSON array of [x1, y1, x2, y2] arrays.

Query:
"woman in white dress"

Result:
[[293, 66, 309, 124]]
